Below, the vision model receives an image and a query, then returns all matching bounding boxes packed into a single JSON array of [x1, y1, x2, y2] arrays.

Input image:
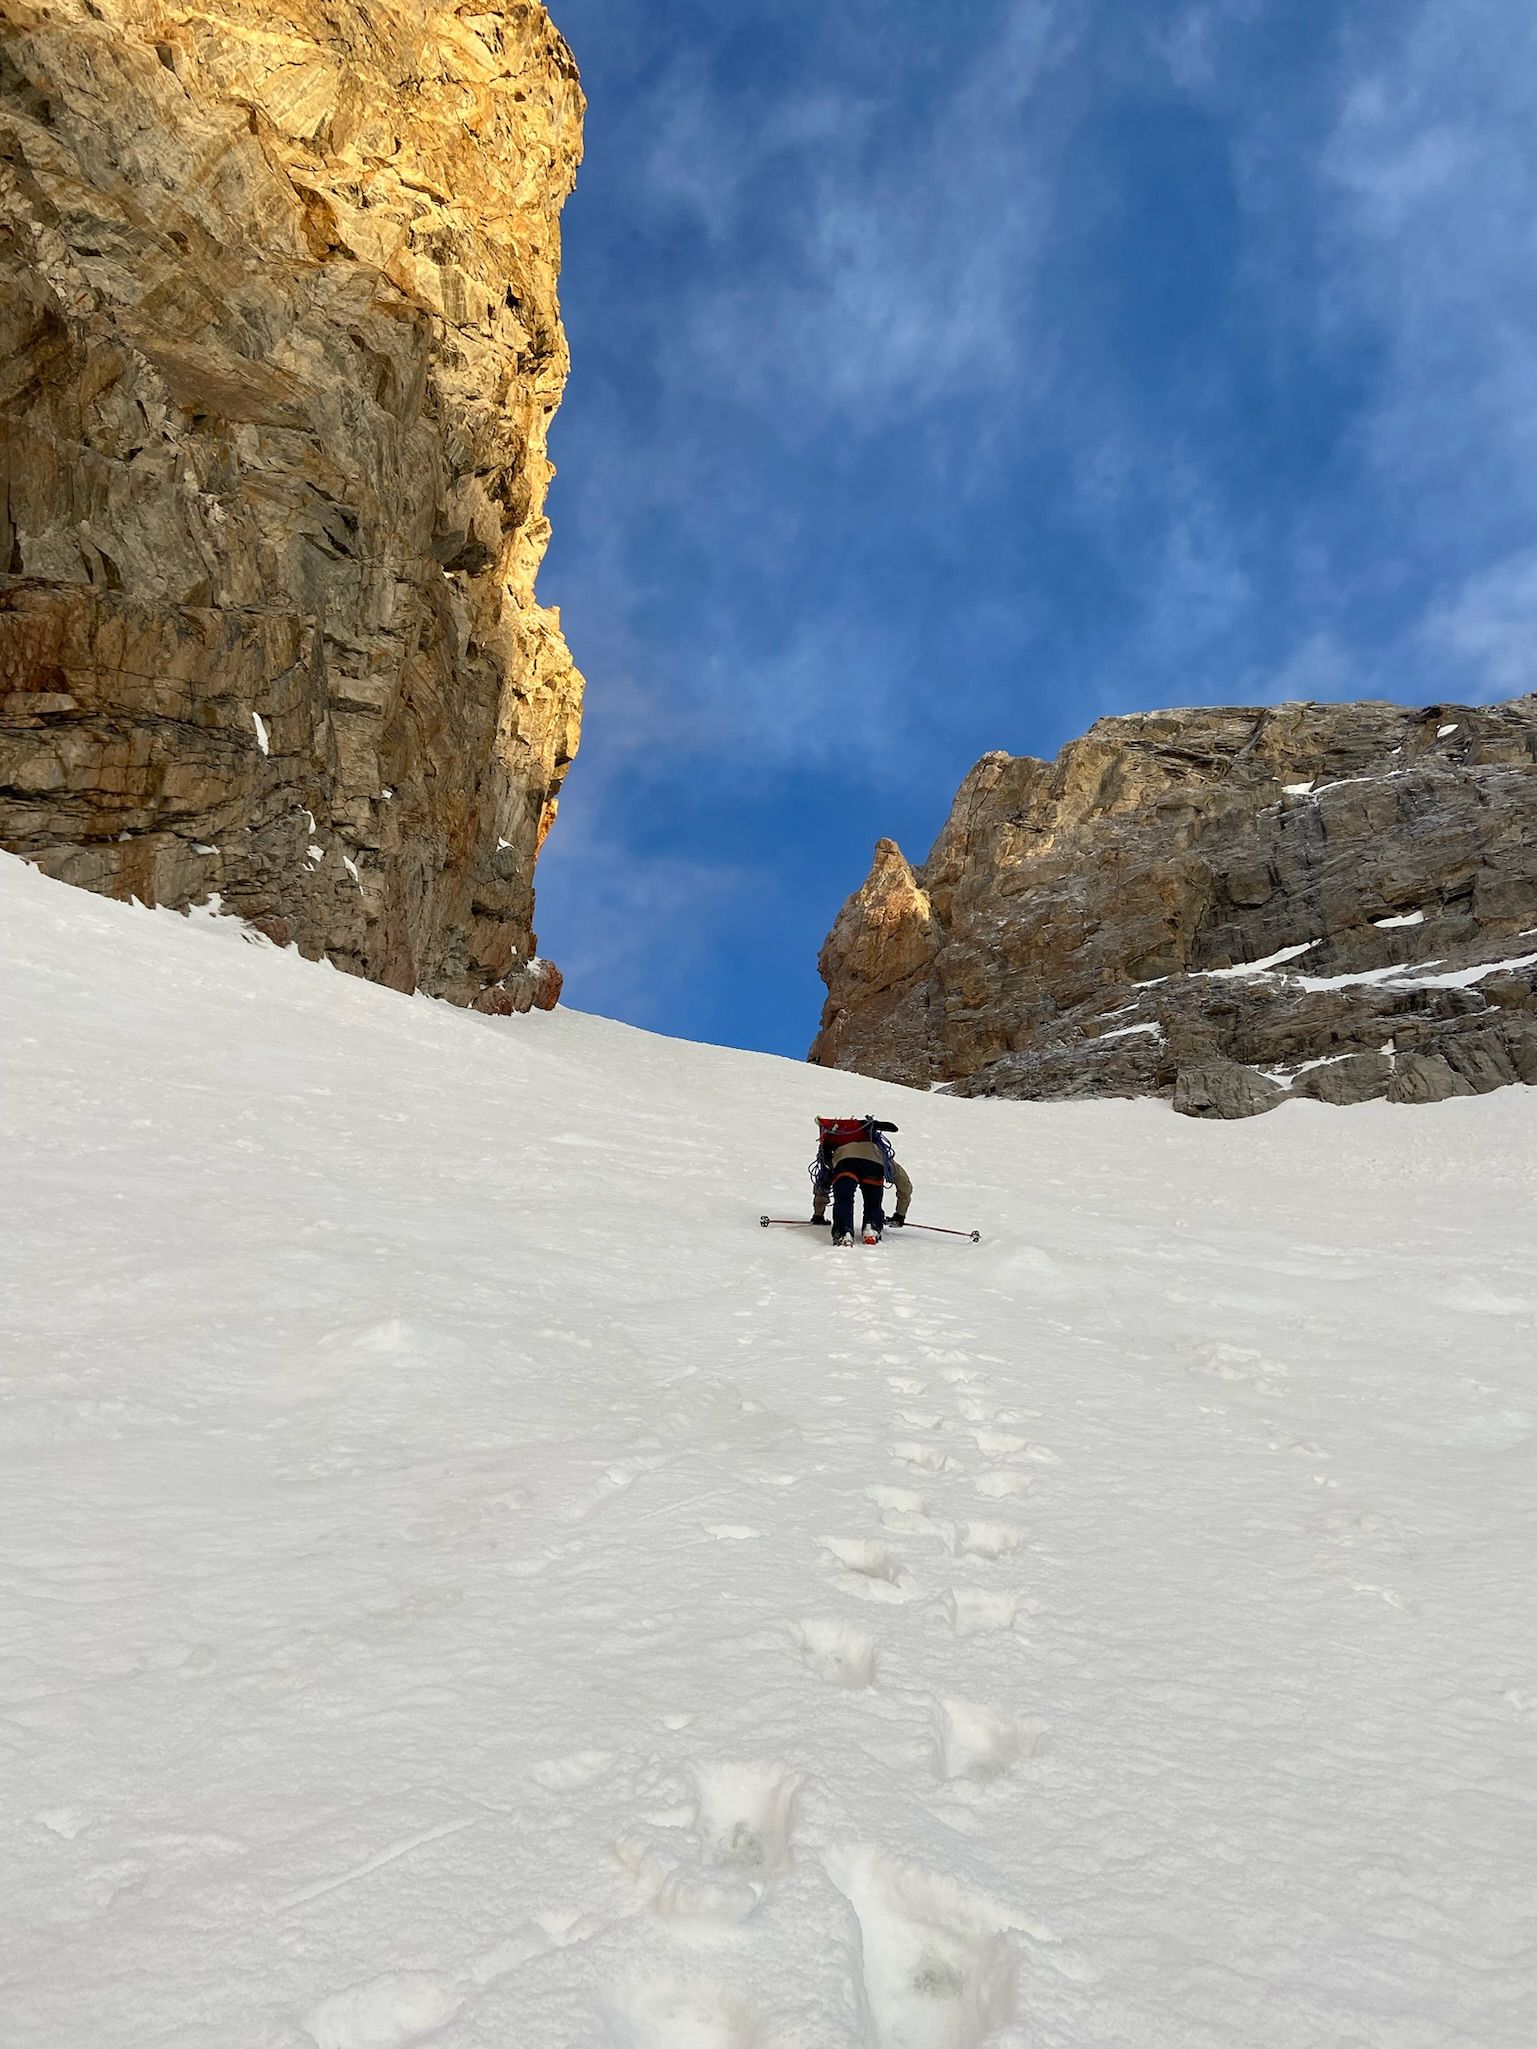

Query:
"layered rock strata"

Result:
[[811, 698, 1537, 1115], [1, 0, 583, 1008]]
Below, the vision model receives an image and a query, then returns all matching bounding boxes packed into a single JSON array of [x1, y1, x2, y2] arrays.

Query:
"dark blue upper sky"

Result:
[[534, 0, 1537, 1056]]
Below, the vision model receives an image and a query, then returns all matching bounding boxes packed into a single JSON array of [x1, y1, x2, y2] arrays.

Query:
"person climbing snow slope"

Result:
[[811, 1116, 913, 1246]]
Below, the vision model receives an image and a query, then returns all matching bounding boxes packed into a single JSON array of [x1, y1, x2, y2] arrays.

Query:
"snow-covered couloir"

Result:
[[3, 852, 1533, 2048]]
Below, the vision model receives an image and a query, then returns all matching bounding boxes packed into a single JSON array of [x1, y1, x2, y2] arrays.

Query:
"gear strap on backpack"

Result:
[[809, 1115, 900, 1189], [815, 1115, 875, 1151]]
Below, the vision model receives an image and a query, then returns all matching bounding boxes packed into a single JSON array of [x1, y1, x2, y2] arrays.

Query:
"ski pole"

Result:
[[897, 1221, 982, 1242], [759, 1214, 981, 1243]]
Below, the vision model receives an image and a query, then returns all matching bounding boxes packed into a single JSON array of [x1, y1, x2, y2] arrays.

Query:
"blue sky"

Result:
[[534, 0, 1537, 1057]]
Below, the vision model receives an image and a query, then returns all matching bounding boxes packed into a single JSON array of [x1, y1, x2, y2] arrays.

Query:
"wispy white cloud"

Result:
[[690, 611, 920, 772], [1238, 551, 1537, 712], [1223, 626, 1381, 714], [1319, 0, 1537, 548], [1247, 630, 1360, 705], [1417, 549, 1537, 701], [1148, 0, 1261, 94], [1131, 0, 1537, 707], [566, 592, 929, 783], [535, 778, 756, 1024], [642, 68, 861, 245], [1147, 511, 1252, 654], [641, 3, 1071, 431]]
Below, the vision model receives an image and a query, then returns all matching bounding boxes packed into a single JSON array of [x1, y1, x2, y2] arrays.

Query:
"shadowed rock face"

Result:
[[0, 0, 583, 1010], [811, 698, 1537, 1115]]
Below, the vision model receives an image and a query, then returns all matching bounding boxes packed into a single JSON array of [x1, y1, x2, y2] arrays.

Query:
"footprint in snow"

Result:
[[638, 1860, 762, 1927], [693, 1759, 801, 1879], [865, 1484, 947, 1536], [613, 1762, 799, 1932], [530, 1749, 615, 1791], [821, 1537, 915, 1602], [1314, 1508, 1412, 1557], [33, 1807, 100, 1839], [827, 1846, 1020, 2049], [599, 1452, 669, 1496], [973, 1428, 1031, 1457], [973, 1470, 1033, 1500], [933, 1699, 1048, 1784], [890, 1441, 952, 1474], [944, 1586, 1020, 1638], [950, 1520, 1022, 1561], [316, 1317, 420, 1356], [1189, 1342, 1288, 1395], [601, 1976, 761, 2049], [793, 1618, 877, 1689], [866, 1483, 927, 1516], [304, 1971, 466, 2049]]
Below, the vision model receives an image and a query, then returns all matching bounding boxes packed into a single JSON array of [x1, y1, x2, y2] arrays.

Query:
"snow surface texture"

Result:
[[3, 852, 1536, 2049]]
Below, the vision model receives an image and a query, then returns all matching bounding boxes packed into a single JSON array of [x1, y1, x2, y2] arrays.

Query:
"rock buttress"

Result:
[[0, 0, 584, 1008], [810, 699, 1537, 1113]]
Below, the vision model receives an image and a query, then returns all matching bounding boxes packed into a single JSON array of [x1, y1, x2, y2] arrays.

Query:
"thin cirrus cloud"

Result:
[[1419, 550, 1537, 702], [534, 796, 752, 1030], [536, 0, 1537, 1053], [669, 11, 1064, 430], [1312, 0, 1537, 677], [1199, 0, 1537, 710]]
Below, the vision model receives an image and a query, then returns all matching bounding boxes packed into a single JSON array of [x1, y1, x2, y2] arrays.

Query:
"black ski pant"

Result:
[[831, 1159, 886, 1238]]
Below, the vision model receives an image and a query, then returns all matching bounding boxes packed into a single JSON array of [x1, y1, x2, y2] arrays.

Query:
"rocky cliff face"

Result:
[[0, 0, 583, 1009], [812, 698, 1537, 1114]]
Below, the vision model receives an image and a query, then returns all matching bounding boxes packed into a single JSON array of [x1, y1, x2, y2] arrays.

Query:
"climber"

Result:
[[810, 1116, 914, 1247]]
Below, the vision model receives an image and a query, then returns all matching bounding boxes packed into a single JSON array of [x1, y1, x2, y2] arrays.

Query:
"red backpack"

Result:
[[816, 1116, 873, 1151]]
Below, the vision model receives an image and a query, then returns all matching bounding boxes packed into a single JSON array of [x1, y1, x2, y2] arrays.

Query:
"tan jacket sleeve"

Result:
[[891, 1158, 913, 1213]]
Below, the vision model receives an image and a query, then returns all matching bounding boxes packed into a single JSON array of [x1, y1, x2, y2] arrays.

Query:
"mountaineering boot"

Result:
[[862, 1227, 881, 1245], [832, 1230, 854, 1247]]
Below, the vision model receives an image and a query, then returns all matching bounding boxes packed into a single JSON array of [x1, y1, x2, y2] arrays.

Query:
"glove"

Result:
[[888, 1214, 906, 1228], [811, 1213, 827, 1227]]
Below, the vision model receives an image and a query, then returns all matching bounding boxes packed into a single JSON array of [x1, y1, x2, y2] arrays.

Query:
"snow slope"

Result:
[[3, 851, 1535, 2049]]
